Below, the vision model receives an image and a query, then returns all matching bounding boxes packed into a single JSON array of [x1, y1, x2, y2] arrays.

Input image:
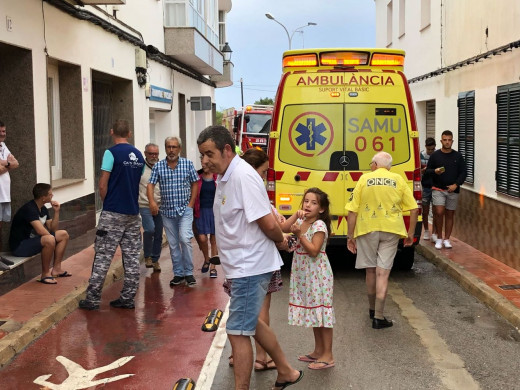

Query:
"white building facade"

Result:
[[0, 0, 232, 253], [375, 0, 520, 270]]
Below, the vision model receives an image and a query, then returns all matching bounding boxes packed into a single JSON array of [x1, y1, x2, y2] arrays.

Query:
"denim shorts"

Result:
[[226, 272, 272, 336], [421, 187, 432, 205], [0, 202, 11, 222]]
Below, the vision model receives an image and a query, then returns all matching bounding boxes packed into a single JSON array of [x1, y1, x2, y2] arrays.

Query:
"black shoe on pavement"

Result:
[[170, 276, 185, 286], [209, 256, 220, 265], [372, 317, 393, 329], [110, 298, 135, 309], [79, 299, 99, 310], [185, 275, 197, 287], [369, 309, 375, 319], [0, 256, 14, 266]]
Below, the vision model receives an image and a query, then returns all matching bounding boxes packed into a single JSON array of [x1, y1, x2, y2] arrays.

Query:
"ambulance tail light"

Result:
[[413, 168, 422, 213], [267, 168, 276, 205], [283, 54, 318, 68], [370, 53, 405, 67], [320, 51, 369, 66]]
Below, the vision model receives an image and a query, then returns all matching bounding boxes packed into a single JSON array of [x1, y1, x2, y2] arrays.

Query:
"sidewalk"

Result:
[[1, 233, 520, 369], [0, 244, 126, 367], [416, 235, 520, 329]]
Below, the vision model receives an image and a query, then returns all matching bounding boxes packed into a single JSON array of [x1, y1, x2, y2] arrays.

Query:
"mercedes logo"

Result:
[[339, 155, 350, 167]]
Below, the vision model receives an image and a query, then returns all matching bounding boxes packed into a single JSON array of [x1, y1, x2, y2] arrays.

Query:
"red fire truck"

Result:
[[222, 105, 273, 153]]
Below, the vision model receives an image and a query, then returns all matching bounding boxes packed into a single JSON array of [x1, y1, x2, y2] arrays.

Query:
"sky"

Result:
[[214, 0, 376, 110]]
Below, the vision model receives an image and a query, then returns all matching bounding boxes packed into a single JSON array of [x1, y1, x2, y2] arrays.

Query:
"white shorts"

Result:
[[355, 231, 400, 270], [0, 202, 11, 222]]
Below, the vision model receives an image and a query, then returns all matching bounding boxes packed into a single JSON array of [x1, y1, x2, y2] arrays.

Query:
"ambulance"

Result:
[[267, 48, 422, 269]]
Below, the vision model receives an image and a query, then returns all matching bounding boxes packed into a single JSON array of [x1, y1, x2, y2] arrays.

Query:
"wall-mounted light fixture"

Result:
[[135, 47, 147, 88], [221, 42, 232, 62]]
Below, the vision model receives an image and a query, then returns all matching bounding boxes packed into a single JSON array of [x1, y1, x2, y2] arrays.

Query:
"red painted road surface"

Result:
[[2, 247, 229, 389]]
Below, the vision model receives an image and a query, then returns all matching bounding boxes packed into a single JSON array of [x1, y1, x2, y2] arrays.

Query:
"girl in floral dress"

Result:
[[284, 187, 335, 370]]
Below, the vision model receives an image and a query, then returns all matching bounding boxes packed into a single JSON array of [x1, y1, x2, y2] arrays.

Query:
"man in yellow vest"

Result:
[[346, 152, 418, 329]]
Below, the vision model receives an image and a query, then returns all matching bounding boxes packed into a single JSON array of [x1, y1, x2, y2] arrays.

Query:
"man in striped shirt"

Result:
[[147, 137, 199, 286]]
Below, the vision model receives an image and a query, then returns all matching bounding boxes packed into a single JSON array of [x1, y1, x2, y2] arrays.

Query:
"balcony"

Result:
[[164, 27, 223, 76], [211, 61, 233, 88], [80, 0, 126, 4]]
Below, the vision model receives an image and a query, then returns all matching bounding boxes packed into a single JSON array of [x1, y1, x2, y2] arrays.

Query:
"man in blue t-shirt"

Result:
[[79, 120, 144, 310]]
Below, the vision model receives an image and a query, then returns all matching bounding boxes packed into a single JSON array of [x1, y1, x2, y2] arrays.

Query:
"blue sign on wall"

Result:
[[149, 85, 173, 103]]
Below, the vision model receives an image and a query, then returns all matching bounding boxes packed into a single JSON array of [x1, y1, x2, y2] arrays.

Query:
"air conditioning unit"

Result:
[[81, 0, 126, 5]]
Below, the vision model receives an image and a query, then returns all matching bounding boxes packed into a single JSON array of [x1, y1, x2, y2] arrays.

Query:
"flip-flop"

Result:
[[297, 354, 317, 362], [38, 276, 57, 285], [308, 361, 335, 370], [201, 262, 210, 273], [254, 359, 277, 371], [53, 271, 72, 278], [273, 370, 304, 389]]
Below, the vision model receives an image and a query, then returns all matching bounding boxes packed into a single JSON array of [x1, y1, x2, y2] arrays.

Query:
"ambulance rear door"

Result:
[[276, 71, 351, 237]]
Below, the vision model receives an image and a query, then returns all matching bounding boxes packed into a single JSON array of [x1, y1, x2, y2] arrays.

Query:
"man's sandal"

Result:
[[255, 359, 276, 371], [38, 276, 57, 285]]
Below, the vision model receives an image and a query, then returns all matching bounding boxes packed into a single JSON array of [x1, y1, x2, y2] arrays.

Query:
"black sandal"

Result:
[[201, 261, 210, 273]]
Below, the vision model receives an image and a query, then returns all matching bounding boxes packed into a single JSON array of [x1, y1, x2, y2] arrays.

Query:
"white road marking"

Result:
[[196, 301, 230, 390], [389, 281, 480, 390], [33, 355, 134, 389]]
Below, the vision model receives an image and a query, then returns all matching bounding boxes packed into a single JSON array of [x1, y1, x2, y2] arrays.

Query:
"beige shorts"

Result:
[[355, 231, 400, 270]]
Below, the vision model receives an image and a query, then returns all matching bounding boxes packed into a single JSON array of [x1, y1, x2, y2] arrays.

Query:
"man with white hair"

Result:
[[346, 152, 418, 329]]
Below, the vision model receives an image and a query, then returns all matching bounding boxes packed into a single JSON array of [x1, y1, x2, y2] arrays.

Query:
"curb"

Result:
[[416, 243, 520, 330], [0, 259, 125, 368]]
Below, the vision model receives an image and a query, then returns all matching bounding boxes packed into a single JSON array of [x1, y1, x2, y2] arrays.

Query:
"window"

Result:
[[387, 1, 393, 46], [421, 0, 431, 30], [496, 84, 520, 197], [457, 91, 475, 184], [399, 0, 405, 38], [47, 59, 85, 185], [47, 64, 62, 179], [425, 100, 436, 139], [218, 10, 226, 48]]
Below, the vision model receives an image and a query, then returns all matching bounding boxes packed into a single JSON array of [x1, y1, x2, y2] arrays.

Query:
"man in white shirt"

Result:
[[197, 126, 303, 390], [0, 120, 19, 269]]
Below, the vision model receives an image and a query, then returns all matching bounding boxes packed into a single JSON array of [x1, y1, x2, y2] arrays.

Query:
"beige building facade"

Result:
[[0, 0, 233, 268], [375, 0, 520, 270]]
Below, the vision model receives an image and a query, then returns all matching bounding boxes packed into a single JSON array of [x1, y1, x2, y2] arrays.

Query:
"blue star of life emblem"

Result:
[[295, 118, 327, 150]]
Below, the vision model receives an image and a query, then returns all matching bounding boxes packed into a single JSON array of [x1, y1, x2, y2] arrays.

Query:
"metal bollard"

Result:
[[172, 377, 195, 390], [201, 308, 223, 332]]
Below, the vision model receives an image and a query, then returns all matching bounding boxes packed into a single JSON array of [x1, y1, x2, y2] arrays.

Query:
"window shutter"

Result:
[[457, 91, 474, 184], [496, 85, 520, 197]]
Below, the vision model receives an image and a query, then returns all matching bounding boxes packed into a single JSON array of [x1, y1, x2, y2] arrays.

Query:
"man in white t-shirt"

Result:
[[0, 120, 19, 269], [197, 126, 303, 390]]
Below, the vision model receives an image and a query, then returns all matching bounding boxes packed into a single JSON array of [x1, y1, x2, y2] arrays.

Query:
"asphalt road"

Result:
[[211, 252, 520, 390], [2, 250, 520, 390]]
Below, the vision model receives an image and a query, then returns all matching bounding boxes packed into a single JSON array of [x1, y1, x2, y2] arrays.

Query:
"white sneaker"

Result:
[[435, 239, 443, 249], [431, 233, 438, 242], [443, 239, 452, 249], [423, 231, 431, 240]]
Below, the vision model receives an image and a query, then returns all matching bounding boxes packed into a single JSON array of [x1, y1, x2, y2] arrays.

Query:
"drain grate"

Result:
[[498, 284, 520, 290]]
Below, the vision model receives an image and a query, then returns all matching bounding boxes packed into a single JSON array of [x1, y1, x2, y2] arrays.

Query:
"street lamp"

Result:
[[265, 13, 316, 49], [221, 42, 232, 62]]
